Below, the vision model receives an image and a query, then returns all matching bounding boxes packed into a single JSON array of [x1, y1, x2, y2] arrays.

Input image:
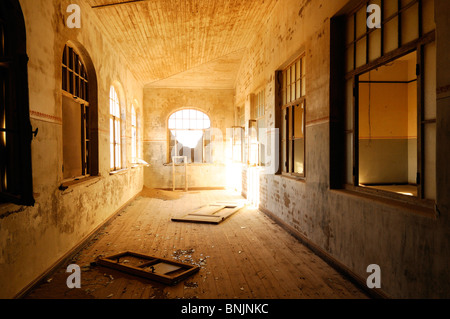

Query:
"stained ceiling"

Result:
[[85, 0, 278, 89]]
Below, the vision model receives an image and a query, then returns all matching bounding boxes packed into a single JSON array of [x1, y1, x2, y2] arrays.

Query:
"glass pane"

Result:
[[287, 68, 291, 87], [301, 57, 306, 76], [369, 28, 382, 62], [85, 106, 90, 140], [401, 3, 419, 45], [384, 0, 398, 18], [346, 46, 354, 73], [175, 118, 182, 129], [282, 140, 286, 173], [115, 120, 120, 144], [168, 118, 175, 129], [287, 82, 291, 103], [281, 108, 286, 141], [291, 65, 296, 84], [346, 15, 355, 45], [288, 140, 293, 172], [384, 17, 399, 53], [183, 118, 189, 130], [346, 79, 354, 130], [356, 7, 367, 38], [115, 144, 121, 169], [422, 0, 436, 34], [294, 103, 304, 139], [110, 144, 114, 169], [288, 107, 293, 140], [296, 80, 301, 99], [75, 54, 80, 74], [68, 47, 74, 69], [62, 67, 67, 91], [69, 70, 74, 95], [424, 123, 436, 200], [301, 77, 306, 97], [401, 0, 415, 8], [355, 37, 367, 68], [294, 139, 305, 175], [291, 82, 296, 101], [110, 118, 114, 143], [424, 42, 437, 121], [346, 133, 354, 184], [258, 119, 266, 166]]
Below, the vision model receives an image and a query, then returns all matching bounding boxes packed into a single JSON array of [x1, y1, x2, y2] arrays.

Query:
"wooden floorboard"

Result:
[[23, 190, 370, 300]]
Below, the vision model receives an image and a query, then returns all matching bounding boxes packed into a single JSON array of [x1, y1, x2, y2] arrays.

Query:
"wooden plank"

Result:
[[171, 203, 244, 224], [171, 215, 224, 224]]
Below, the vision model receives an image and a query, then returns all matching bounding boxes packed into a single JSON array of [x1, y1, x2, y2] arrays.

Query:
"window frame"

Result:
[[231, 126, 245, 164], [279, 54, 307, 179], [249, 89, 267, 167], [110, 86, 122, 172], [61, 44, 91, 179], [167, 109, 212, 164], [131, 104, 137, 164], [331, 0, 436, 208], [0, 0, 34, 206]]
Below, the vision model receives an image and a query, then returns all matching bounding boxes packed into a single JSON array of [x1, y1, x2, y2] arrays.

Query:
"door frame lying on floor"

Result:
[[95, 251, 200, 286]]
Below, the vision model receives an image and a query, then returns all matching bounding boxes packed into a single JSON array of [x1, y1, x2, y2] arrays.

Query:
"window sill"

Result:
[[330, 186, 437, 219], [109, 168, 129, 176], [280, 172, 306, 183], [59, 175, 102, 191]]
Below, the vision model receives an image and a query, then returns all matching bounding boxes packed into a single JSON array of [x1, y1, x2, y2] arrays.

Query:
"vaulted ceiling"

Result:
[[85, 0, 278, 89]]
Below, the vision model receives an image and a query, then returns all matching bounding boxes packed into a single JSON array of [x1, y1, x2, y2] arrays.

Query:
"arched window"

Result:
[[131, 104, 137, 164], [61, 44, 91, 179], [0, 0, 34, 206], [110, 86, 121, 171], [168, 109, 211, 164]]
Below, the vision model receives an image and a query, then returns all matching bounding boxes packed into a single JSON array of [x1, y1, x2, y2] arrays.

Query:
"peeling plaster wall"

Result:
[[0, 0, 144, 298], [236, 0, 450, 298], [142, 88, 235, 189]]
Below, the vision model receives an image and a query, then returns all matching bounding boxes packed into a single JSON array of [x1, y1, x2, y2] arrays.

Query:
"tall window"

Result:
[[1, 0, 34, 206], [131, 105, 137, 164], [110, 86, 121, 171], [249, 89, 266, 166], [231, 126, 244, 163], [280, 55, 306, 177], [168, 109, 211, 164], [336, 0, 436, 201], [62, 44, 90, 179]]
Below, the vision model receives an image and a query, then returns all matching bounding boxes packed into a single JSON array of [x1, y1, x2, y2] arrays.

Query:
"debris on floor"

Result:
[[93, 251, 200, 286]]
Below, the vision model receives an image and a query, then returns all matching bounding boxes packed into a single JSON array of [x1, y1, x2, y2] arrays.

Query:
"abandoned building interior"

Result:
[[0, 0, 449, 300]]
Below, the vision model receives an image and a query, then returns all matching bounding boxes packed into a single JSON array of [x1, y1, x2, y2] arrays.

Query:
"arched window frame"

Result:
[[131, 104, 137, 164], [61, 43, 91, 180], [167, 109, 212, 164], [0, 0, 34, 206], [110, 85, 122, 171]]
